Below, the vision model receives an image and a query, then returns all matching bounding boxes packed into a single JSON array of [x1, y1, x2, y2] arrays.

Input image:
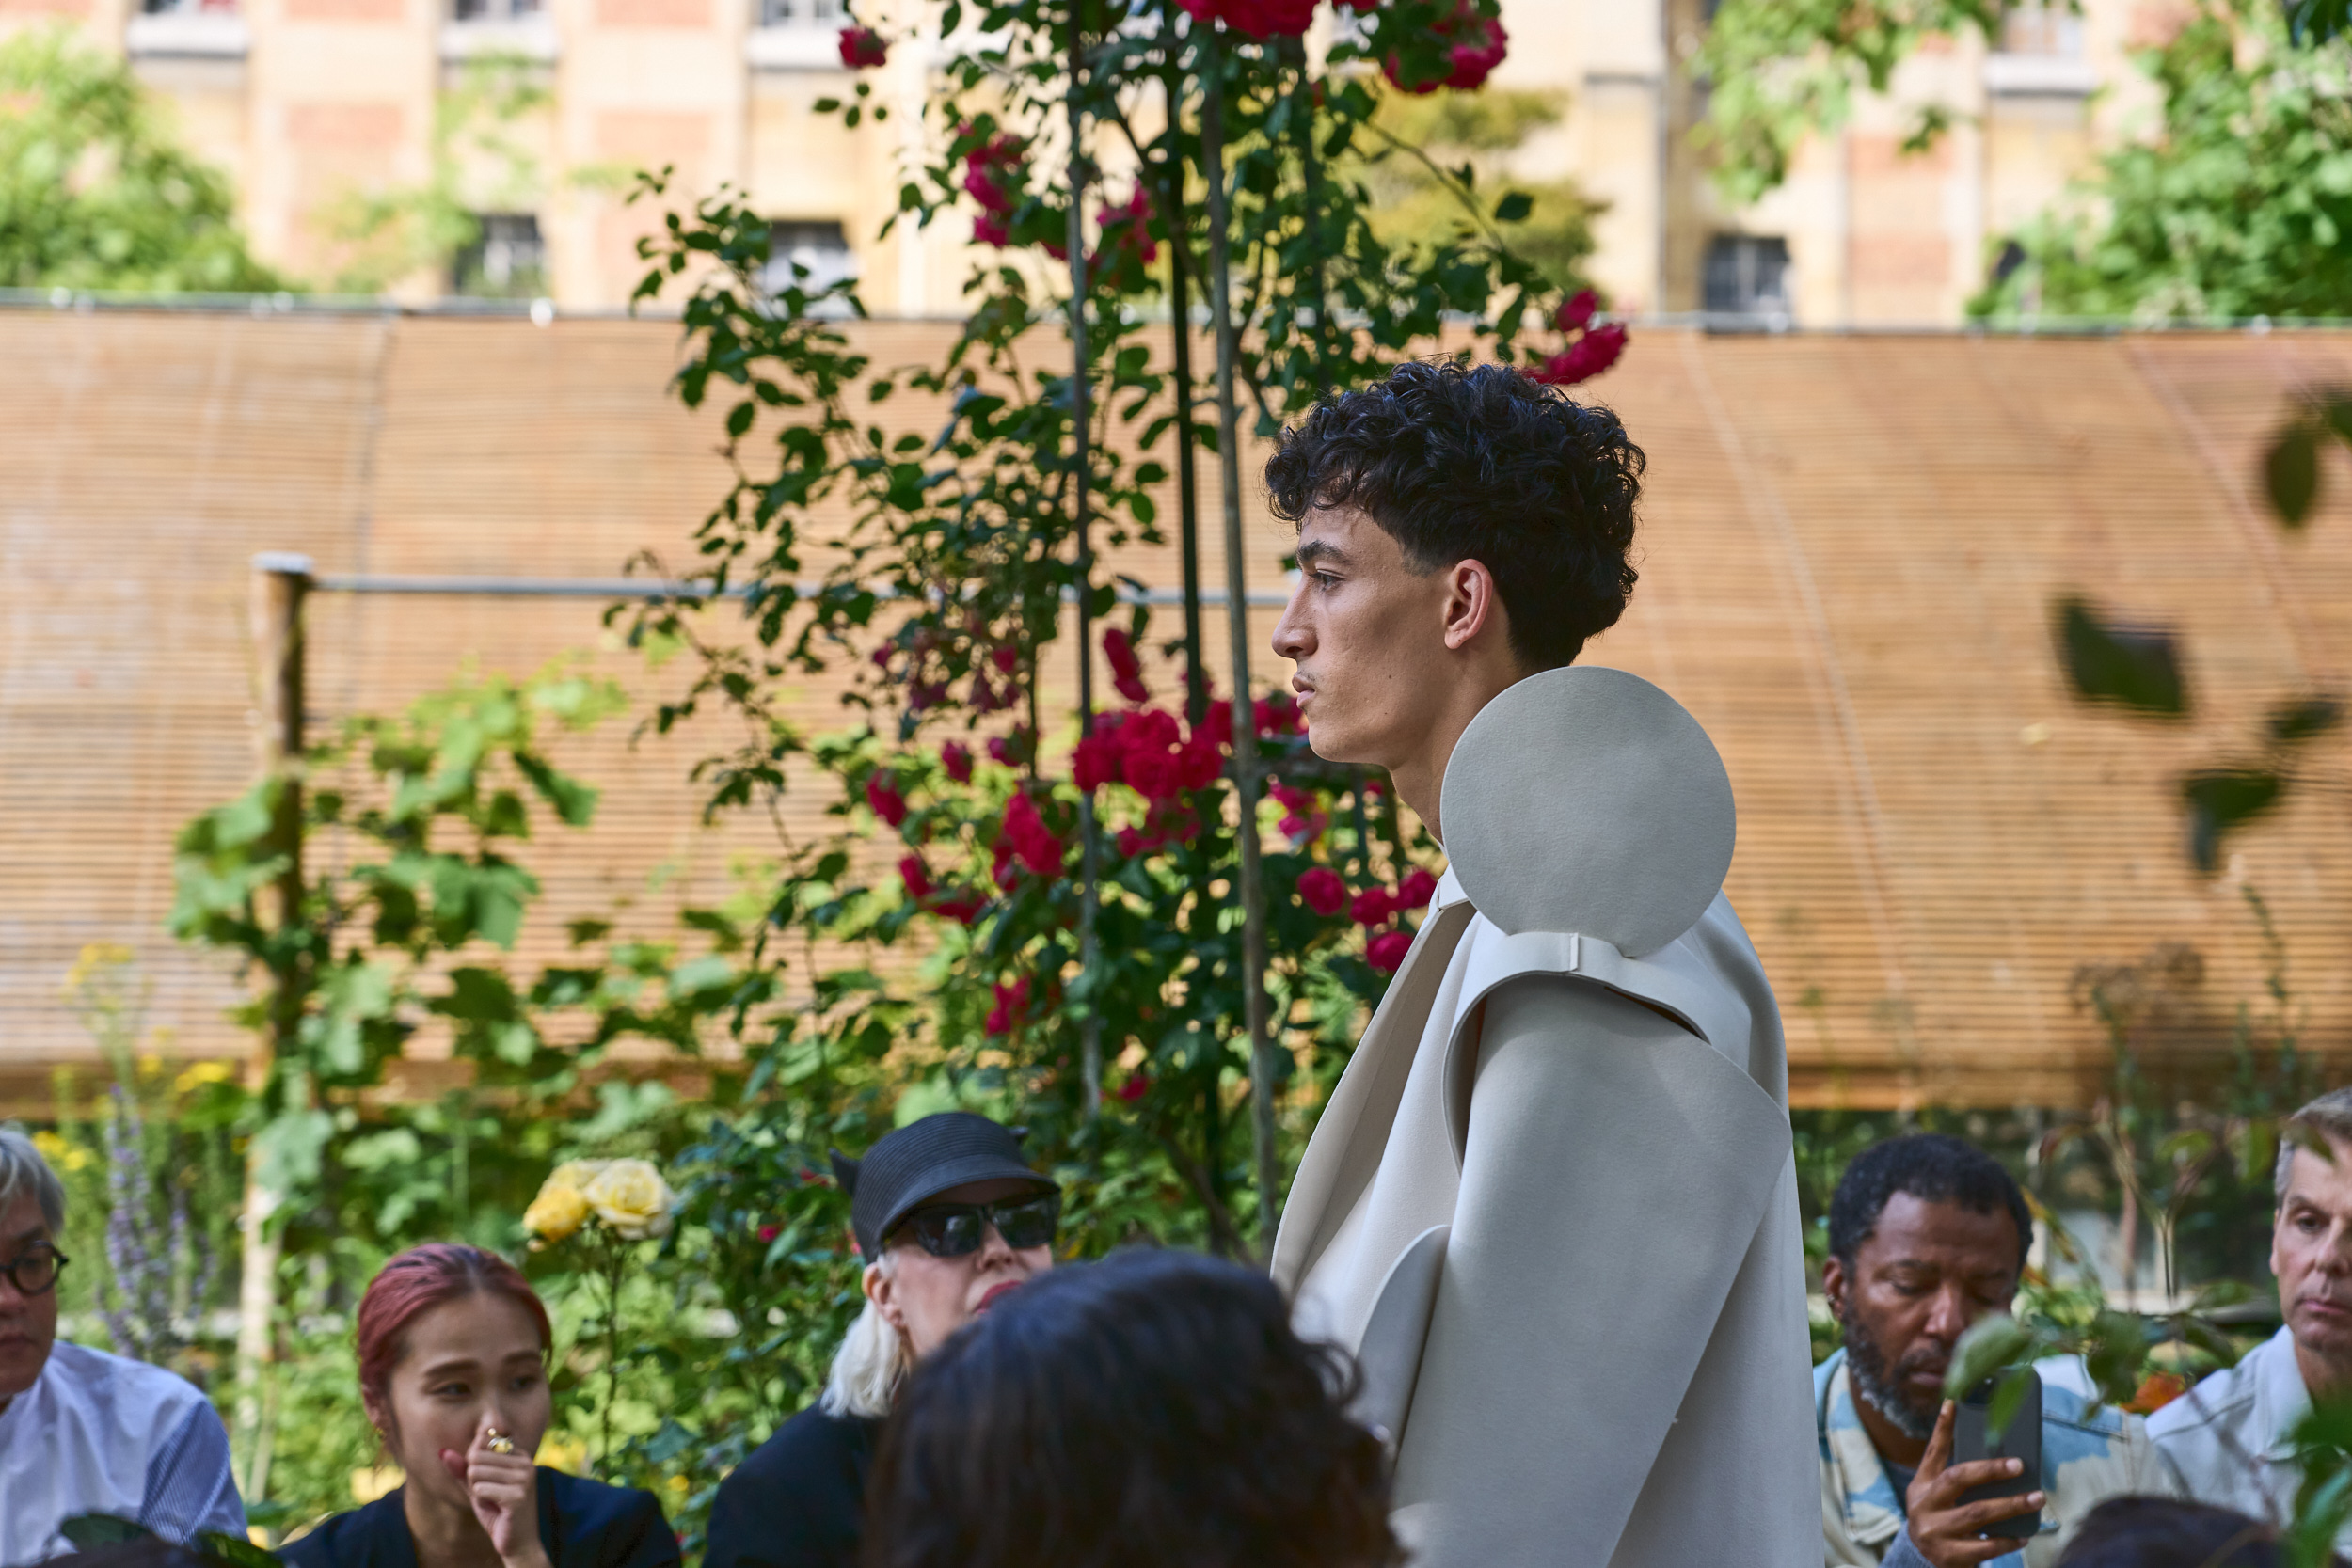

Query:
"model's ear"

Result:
[[1440, 558, 1504, 652], [1820, 1254, 1849, 1321]]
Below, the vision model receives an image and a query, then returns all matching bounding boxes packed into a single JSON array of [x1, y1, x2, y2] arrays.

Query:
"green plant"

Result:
[[0, 27, 283, 293]]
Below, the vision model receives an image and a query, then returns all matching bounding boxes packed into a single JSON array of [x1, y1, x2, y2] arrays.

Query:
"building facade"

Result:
[[9, 0, 2157, 321]]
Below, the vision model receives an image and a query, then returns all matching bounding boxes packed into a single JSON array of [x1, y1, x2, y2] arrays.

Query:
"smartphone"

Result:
[[1953, 1369, 2043, 1542]]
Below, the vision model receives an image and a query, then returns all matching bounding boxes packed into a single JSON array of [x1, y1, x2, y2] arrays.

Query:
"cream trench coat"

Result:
[[1273, 668, 1818, 1568]]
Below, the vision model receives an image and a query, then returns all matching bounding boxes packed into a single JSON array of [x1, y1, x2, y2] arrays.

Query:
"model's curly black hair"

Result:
[[1263, 358, 1645, 670], [863, 1248, 1402, 1568]]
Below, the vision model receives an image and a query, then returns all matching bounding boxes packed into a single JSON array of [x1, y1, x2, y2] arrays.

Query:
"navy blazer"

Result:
[[280, 1468, 677, 1568]]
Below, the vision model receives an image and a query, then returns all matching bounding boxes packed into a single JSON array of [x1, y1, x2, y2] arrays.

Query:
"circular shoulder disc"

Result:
[[1439, 666, 1734, 957]]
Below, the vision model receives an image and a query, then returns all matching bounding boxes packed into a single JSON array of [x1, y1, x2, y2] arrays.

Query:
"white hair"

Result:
[[820, 1250, 913, 1418], [0, 1125, 66, 1234], [2279, 1086, 2352, 1200]]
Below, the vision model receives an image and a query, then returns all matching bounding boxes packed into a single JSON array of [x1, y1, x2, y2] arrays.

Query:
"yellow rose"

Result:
[[581, 1159, 675, 1241], [523, 1180, 591, 1248], [547, 1160, 610, 1191]]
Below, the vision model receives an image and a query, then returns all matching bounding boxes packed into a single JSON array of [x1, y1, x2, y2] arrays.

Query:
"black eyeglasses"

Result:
[[893, 1193, 1060, 1258], [0, 1246, 67, 1298]]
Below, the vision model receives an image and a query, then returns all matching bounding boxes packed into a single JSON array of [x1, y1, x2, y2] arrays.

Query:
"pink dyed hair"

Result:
[[356, 1243, 551, 1404]]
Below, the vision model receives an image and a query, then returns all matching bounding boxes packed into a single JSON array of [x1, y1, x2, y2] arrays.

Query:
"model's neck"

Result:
[[1386, 668, 1532, 845], [404, 1483, 500, 1568]]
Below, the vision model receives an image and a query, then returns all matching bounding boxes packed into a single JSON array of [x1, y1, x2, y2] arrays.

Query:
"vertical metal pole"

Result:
[[1068, 12, 1104, 1125], [1164, 2, 1207, 727], [1288, 36, 1332, 396], [1202, 29, 1280, 1249], [235, 550, 309, 1503]]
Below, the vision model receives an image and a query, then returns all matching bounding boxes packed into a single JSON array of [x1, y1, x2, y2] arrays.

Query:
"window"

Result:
[[452, 214, 547, 299], [139, 0, 239, 15], [1999, 2, 2082, 56], [757, 0, 841, 24], [453, 0, 542, 21], [763, 220, 856, 303], [1703, 234, 1790, 317]]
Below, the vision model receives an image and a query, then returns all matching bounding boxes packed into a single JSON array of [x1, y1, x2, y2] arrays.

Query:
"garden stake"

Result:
[[1160, 0, 1207, 728], [1201, 22, 1280, 1251], [1067, 6, 1104, 1125]]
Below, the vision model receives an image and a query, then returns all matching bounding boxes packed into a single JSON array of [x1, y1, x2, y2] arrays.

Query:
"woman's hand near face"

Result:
[[440, 1420, 549, 1568]]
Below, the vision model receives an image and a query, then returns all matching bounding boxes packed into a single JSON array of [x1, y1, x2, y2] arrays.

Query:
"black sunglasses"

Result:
[[894, 1192, 1060, 1258], [0, 1245, 68, 1299]]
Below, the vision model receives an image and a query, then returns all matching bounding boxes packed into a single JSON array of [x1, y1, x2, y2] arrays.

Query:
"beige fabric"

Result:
[[1276, 671, 1817, 1568]]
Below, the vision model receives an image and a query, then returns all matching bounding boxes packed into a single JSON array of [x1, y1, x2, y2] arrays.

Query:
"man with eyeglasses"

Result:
[[0, 1126, 246, 1563], [704, 1112, 1058, 1568]]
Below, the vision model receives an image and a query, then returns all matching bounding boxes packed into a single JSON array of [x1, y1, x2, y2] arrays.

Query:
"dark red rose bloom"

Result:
[[1073, 728, 1123, 792], [1119, 1070, 1151, 1101], [1365, 929, 1414, 974], [931, 890, 987, 925], [1534, 321, 1629, 387], [1297, 866, 1346, 916], [1178, 0, 1314, 40], [1002, 791, 1065, 877], [898, 854, 932, 901], [866, 772, 909, 829], [837, 25, 887, 68], [1397, 867, 1438, 910], [941, 740, 974, 784], [1352, 886, 1396, 927], [985, 975, 1033, 1036], [1556, 289, 1598, 332]]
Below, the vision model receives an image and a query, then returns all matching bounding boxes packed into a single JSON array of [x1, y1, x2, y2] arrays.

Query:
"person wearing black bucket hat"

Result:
[[702, 1113, 1058, 1568]]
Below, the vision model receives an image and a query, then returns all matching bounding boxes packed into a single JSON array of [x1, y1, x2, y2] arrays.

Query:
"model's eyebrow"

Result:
[[1295, 540, 1353, 570]]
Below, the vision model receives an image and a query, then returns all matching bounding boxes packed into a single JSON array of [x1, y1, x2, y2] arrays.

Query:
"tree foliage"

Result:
[[0, 28, 281, 293], [1978, 0, 2352, 322]]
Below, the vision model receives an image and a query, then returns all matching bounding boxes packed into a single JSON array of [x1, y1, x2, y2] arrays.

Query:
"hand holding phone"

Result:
[[1900, 1380, 2047, 1568]]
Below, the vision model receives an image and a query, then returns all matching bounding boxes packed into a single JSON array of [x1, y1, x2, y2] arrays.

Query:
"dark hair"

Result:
[[1827, 1134, 2033, 1275], [1263, 358, 1645, 671], [2058, 1497, 2328, 1567], [863, 1248, 1402, 1568]]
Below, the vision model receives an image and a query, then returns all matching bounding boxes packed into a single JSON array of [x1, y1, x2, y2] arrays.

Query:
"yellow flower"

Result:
[[30, 1131, 90, 1174], [547, 1160, 609, 1191], [581, 1158, 675, 1241], [523, 1180, 591, 1248], [175, 1060, 235, 1097]]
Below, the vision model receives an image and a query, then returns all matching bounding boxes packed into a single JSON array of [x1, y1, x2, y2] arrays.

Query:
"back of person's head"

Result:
[[1828, 1132, 2033, 1274], [2058, 1497, 2329, 1566], [1263, 358, 1645, 671], [863, 1248, 1401, 1568], [355, 1242, 550, 1406]]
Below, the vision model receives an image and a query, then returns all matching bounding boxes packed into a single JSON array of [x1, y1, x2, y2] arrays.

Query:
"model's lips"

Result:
[[975, 1280, 1023, 1314], [2304, 1295, 2352, 1322]]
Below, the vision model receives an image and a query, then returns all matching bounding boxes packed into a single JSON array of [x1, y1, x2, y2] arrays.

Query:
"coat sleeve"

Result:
[[595, 1489, 681, 1568], [1387, 974, 1798, 1568]]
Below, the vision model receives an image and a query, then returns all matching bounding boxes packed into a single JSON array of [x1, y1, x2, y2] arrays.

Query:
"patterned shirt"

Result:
[[1815, 1349, 2163, 1568], [0, 1339, 246, 1566]]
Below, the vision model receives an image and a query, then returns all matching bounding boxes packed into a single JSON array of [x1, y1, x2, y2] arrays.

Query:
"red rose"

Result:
[[1197, 699, 1234, 749], [898, 854, 932, 900], [1002, 791, 1065, 877], [1297, 866, 1346, 916], [985, 975, 1033, 1037], [1556, 289, 1597, 332], [1397, 867, 1438, 910], [1253, 692, 1300, 736], [1384, 3, 1507, 94], [1179, 0, 1314, 40], [1534, 322, 1629, 387], [1119, 1070, 1151, 1101], [1104, 626, 1142, 682], [932, 891, 987, 925], [757, 1224, 781, 1243], [1123, 743, 1181, 801], [1073, 729, 1123, 792], [1352, 887, 1396, 927], [866, 772, 909, 828], [992, 644, 1021, 673], [1174, 736, 1223, 790], [1366, 930, 1414, 973], [941, 741, 974, 784], [837, 25, 887, 68]]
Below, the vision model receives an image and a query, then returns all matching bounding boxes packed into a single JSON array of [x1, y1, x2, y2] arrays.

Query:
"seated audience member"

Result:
[[1820, 1134, 2164, 1568], [281, 1243, 675, 1568], [703, 1113, 1057, 1568], [865, 1247, 1401, 1568], [2151, 1087, 2352, 1553], [2055, 1497, 2343, 1568], [0, 1126, 245, 1566]]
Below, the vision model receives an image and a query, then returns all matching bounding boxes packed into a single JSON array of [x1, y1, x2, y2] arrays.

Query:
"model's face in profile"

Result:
[[365, 1291, 551, 1513], [2274, 1142, 2352, 1370], [870, 1178, 1055, 1358], [1270, 505, 1458, 770], [1821, 1193, 2020, 1438], [0, 1193, 59, 1403]]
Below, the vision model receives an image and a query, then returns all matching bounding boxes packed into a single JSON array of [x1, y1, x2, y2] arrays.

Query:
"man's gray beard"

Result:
[[1842, 1309, 1940, 1443]]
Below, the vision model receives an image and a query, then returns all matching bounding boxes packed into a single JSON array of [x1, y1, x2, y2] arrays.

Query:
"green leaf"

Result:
[[199, 1530, 285, 1568], [515, 752, 599, 827], [1492, 191, 1534, 223], [2267, 695, 2342, 746], [2269, 420, 2322, 528], [2181, 768, 2285, 874], [1946, 1313, 2037, 1401], [2055, 597, 2188, 716], [61, 1517, 153, 1548]]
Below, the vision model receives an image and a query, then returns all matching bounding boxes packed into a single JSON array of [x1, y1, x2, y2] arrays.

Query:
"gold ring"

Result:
[[485, 1430, 516, 1455]]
